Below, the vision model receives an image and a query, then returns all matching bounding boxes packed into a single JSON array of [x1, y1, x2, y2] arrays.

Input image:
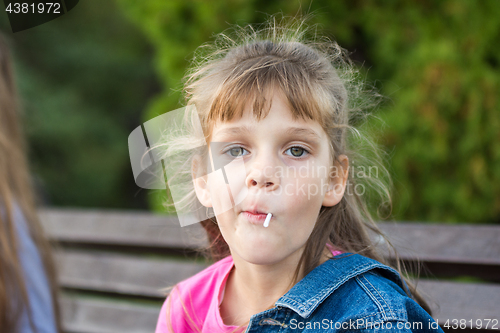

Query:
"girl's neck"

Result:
[[219, 246, 332, 327]]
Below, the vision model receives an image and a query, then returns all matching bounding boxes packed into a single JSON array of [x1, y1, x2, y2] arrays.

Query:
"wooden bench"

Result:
[[39, 208, 500, 333]]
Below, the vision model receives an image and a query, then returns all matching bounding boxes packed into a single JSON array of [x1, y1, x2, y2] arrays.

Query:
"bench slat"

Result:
[[377, 222, 500, 265], [42, 209, 500, 267], [40, 208, 208, 249], [56, 250, 207, 298], [418, 280, 500, 327], [60, 295, 159, 333]]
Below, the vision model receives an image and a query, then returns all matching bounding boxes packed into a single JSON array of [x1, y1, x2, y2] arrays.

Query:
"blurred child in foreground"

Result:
[[0, 33, 60, 333]]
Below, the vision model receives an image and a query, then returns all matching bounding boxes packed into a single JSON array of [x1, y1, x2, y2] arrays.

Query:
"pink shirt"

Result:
[[155, 249, 343, 333]]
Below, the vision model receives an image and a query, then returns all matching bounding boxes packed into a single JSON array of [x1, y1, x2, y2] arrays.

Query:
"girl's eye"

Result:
[[286, 146, 309, 158], [225, 147, 248, 157]]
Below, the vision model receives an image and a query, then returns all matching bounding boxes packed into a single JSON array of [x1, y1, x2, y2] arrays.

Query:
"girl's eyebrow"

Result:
[[285, 127, 322, 142], [214, 126, 322, 143], [213, 126, 253, 138]]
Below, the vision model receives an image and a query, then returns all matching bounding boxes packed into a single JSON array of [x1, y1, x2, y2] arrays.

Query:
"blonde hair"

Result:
[[0, 34, 61, 332], [157, 15, 431, 331]]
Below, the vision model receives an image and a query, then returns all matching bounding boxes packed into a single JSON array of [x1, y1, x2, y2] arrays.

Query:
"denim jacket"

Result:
[[244, 253, 444, 332]]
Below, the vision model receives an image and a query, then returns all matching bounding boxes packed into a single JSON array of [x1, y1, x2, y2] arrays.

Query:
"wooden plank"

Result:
[[39, 208, 208, 249], [40, 208, 499, 267], [60, 295, 160, 333], [377, 221, 500, 265], [56, 250, 207, 298], [418, 280, 500, 328]]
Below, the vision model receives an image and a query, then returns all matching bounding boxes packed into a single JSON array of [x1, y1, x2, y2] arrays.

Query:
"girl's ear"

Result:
[[323, 154, 349, 207], [192, 155, 213, 208]]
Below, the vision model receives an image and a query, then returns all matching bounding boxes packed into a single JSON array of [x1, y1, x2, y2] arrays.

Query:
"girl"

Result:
[[0, 34, 60, 332], [154, 16, 443, 332]]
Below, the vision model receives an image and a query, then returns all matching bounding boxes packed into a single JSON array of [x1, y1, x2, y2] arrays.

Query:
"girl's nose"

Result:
[[245, 158, 280, 192]]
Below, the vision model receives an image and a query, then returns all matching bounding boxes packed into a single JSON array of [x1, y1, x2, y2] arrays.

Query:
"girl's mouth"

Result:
[[241, 211, 271, 224]]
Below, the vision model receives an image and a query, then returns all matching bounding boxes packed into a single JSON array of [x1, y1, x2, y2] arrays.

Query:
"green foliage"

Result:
[[0, 0, 158, 208], [116, 1, 500, 223], [356, 1, 500, 223]]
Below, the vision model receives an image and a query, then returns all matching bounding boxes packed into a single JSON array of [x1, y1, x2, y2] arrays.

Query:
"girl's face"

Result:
[[194, 92, 348, 266]]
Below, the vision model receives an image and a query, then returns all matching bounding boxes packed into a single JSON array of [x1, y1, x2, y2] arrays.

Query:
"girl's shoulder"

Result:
[[155, 256, 234, 333], [173, 255, 234, 296]]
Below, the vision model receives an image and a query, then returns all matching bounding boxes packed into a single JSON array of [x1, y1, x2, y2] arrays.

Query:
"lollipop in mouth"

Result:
[[263, 213, 272, 228]]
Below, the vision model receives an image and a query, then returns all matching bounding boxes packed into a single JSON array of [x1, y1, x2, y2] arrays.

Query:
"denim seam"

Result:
[[362, 274, 396, 318], [279, 309, 291, 331], [355, 275, 388, 321]]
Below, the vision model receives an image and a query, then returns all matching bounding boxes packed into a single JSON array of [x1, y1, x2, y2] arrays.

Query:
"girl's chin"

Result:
[[236, 252, 287, 266], [233, 226, 277, 245], [231, 242, 295, 266]]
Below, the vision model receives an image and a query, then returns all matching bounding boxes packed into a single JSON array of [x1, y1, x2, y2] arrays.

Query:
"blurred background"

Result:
[[0, 0, 499, 225]]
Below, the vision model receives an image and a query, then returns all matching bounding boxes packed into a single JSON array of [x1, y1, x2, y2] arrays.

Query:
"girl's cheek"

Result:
[[282, 176, 328, 206], [222, 156, 248, 206], [206, 155, 247, 216], [206, 173, 233, 216]]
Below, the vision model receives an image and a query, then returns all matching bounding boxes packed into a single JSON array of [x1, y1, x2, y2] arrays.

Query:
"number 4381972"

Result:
[[443, 319, 498, 330], [5, 3, 61, 14]]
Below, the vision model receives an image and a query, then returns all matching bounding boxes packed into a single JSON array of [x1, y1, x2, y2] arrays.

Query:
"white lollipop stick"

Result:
[[263, 213, 272, 228]]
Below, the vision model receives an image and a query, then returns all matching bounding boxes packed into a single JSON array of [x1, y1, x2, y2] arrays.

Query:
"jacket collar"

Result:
[[274, 253, 406, 318]]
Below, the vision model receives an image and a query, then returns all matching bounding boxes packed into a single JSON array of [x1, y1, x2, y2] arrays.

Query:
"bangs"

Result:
[[208, 56, 327, 126]]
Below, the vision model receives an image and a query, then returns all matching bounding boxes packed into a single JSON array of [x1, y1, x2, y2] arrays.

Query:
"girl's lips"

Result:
[[241, 211, 269, 224]]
